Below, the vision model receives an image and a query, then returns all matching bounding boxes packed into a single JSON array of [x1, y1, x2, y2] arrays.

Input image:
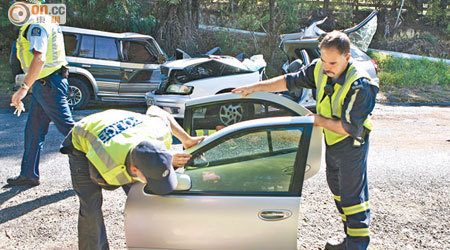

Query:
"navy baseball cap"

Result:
[[130, 140, 177, 195]]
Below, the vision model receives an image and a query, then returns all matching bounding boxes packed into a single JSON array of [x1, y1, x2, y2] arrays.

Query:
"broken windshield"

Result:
[[348, 15, 377, 52]]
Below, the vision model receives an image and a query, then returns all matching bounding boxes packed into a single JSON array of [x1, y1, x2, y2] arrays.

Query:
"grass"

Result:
[[368, 52, 450, 87]]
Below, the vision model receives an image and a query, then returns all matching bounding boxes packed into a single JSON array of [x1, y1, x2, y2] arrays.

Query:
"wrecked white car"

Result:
[[145, 53, 267, 119]]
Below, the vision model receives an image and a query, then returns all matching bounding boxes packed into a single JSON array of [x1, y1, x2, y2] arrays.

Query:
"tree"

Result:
[[154, 0, 200, 56]]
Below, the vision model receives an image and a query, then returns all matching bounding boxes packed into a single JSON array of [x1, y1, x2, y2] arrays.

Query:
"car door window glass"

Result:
[[203, 131, 269, 163], [122, 41, 157, 63], [63, 33, 78, 56], [189, 101, 298, 136], [185, 127, 303, 193], [95, 37, 119, 60], [79, 35, 94, 58]]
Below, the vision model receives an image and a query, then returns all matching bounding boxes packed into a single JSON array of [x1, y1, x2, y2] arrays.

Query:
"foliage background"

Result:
[[0, 0, 448, 92]]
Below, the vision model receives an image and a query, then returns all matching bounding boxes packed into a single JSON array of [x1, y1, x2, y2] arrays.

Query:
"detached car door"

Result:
[[119, 39, 163, 97], [125, 93, 322, 250]]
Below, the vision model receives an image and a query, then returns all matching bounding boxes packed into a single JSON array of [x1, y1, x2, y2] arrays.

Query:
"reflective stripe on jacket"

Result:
[[71, 110, 172, 186], [195, 129, 216, 136], [314, 60, 379, 145], [16, 20, 67, 79]]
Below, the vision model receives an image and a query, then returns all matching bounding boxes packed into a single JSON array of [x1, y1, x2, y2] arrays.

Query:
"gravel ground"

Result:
[[0, 103, 449, 249], [297, 104, 450, 249]]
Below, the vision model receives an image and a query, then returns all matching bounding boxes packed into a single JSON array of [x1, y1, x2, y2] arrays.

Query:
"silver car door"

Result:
[[125, 116, 322, 250]]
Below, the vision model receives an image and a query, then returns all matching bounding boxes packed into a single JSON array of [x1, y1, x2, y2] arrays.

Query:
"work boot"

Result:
[[324, 238, 346, 250], [7, 175, 40, 186]]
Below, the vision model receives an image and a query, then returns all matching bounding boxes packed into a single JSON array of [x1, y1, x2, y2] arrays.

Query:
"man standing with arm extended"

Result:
[[233, 31, 379, 250], [60, 106, 205, 250], [7, 0, 75, 186]]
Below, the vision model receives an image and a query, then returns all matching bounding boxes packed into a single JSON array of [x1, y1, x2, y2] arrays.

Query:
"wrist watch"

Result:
[[20, 82, 30, 91]]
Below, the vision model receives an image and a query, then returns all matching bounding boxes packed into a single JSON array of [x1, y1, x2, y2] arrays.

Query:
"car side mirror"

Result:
[[158, 54, 167, 64], [175, 173, 191, 191]]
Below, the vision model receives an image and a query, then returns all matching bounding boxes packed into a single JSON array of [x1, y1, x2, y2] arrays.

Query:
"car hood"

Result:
[[161, 55, 266, 72], [156, 55, 266, 93]]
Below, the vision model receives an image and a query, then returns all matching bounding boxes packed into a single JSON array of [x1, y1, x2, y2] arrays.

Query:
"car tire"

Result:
[[68, 77, 90, 109], [203, 90, 255, 127], [218, 102, 254, 126]]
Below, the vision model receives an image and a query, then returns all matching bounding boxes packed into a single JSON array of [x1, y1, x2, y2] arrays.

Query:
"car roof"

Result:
[[61, 26, 155, 40], [186, 92, 311, 116]]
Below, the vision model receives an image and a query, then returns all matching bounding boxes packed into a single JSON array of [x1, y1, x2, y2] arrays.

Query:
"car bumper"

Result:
[[145, 92, 190, 119]]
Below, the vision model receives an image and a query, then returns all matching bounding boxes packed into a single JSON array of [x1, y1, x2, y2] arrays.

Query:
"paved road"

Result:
[[0, 103, 449, 249], [0, 104, 148, 249]]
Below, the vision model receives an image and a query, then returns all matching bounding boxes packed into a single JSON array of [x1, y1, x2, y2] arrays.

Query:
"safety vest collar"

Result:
[[331, 64, 358, 118], [314, 60, 353, 88]]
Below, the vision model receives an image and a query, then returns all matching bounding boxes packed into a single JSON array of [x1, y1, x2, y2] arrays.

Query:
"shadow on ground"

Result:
[[0, 188, 75, 224]]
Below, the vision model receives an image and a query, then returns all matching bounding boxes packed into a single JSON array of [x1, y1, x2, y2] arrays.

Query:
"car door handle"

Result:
[[81, 64, 91, 68], [124, 69, 134, 72], [258, 209, 292, 221]]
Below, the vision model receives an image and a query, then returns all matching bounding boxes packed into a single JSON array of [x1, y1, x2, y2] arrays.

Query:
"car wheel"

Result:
[[68, 78, 90, 109], [218, 103, 254, 126]]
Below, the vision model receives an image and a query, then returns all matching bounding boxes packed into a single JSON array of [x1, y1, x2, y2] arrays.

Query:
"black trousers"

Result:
[[326, 136, 371, 250], [68, 151, 131, 250]]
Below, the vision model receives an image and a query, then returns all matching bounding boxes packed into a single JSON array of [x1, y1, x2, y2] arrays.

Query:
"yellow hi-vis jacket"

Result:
[[314, 60, 379, 146], [16, 20, 67, 80], [71, 110, 172, 186]]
